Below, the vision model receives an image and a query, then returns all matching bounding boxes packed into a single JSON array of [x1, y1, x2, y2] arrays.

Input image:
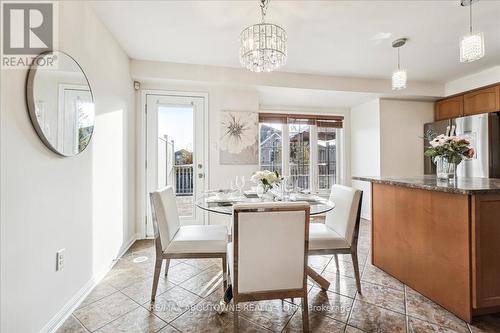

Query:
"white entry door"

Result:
[[146, 94, 207, 236]]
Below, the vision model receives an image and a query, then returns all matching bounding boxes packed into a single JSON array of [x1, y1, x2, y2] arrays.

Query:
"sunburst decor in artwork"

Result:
[[219, 110, 258, 164]]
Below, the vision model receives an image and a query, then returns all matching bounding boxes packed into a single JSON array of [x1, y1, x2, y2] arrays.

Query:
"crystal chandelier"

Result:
[[460, 0, 484, 63], [392, 38, 408, 90], [239, 0, 287, 73]]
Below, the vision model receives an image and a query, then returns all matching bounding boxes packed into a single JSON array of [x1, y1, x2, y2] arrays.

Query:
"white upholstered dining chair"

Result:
[[149, 186, 228, 301], [308, 185, 363, 293], [227, 202, 311, 332]]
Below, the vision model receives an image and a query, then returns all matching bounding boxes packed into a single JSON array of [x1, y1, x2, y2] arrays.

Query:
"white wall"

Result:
[[350, 99, 381, 220], [445, 66, 500, 96], [379, 99, 434, 177], [0, 2, 135, 333], [350, 99, 434, 219]]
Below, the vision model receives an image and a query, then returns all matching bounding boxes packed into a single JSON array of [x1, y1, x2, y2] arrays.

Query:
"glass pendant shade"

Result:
[[460, 32, 485, 63], [392, 69, 407, 90], [240, 23, 287, 73]]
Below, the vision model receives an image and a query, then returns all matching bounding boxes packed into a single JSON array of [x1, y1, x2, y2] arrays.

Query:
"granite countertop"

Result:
[[352, 175, 500, 195]]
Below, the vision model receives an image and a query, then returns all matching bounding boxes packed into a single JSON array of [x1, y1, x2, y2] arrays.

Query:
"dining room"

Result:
[[1, 1, 500, 333]]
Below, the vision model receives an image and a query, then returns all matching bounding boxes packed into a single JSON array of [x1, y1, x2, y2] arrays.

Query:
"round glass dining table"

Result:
[[195, 193, 335, 216], [195, 192, 336, 292]]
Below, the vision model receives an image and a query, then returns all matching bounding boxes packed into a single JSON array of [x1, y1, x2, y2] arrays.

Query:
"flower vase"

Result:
[[256, 184, 274, 201], [435, 156, 457, 182]]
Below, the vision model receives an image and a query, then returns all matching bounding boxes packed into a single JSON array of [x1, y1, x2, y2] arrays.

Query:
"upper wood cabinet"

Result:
[[434, 84, 500, 121], [435, 95, 464, 121], [464, 85, 500, 116]]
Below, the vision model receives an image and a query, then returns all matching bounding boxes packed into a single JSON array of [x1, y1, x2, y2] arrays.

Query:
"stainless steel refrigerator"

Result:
[[423, 112, 500, 178]]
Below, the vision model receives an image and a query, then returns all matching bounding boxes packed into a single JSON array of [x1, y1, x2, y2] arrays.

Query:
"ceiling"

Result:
[[90, 1, 500, 83]]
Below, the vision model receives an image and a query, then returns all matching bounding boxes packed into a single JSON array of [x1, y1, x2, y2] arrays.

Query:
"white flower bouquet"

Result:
[[250, 170, 283, 192]]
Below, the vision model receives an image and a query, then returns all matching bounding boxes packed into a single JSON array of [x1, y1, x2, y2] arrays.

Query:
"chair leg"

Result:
[[351, 250, 362, 294], [333, 253, 340, 271], [151, 258, 163, 302], [222, 255, 227, 290], [164, 258, 170, 277], [302, 294, 309, 333], [233, 302, 239, 331]]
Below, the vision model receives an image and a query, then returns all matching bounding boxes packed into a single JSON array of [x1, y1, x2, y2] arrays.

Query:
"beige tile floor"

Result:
[[57, 219, 500, 333]]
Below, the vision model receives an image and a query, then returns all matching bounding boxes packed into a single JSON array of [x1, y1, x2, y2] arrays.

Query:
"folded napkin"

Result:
[[205, 197, 242, 203]]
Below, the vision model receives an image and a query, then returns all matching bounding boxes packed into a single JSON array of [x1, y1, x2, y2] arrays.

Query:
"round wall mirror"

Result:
[[26, 51, 95, 157]]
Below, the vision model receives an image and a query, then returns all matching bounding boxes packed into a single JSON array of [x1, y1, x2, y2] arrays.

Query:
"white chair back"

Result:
[[232, 202, 309, 293], [325, 185, 362, 246], [150, 186, 181, 253]]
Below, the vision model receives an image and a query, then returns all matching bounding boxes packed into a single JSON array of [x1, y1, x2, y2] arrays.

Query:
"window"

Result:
[[259, 113, 343, 193], [259, 122, 282, 174], [289, 122, 310, 190], [317, 126, 336, 191]]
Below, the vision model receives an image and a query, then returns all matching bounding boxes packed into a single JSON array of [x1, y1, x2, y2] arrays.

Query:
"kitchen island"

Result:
[[353, 176, 500, 322]]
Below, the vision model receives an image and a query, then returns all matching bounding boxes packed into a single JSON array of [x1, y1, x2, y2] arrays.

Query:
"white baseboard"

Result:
[[93, 232, 139, 282], [40, 278, 97, 333], [117, 233, 140, 258], [42, 233, 138, 333], [361, 214, 371, 221]]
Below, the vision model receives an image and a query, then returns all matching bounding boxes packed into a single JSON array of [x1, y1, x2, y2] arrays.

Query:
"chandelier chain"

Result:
[[469, 2, 473, 34], [397, 48, 401, 70], [260, 0, 270, 23]]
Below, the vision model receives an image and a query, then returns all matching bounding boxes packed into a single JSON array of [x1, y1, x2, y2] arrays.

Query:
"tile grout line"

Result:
[[88, 290, 157, 332], [278, 302, 300, 333], [97, 274, 182, 331], [71, 314, 91, 333], [74, 289, 121, 313], [343, 249, 372, 333], [350, 282, 406, 317], [230, 293, 300, 330], [236, 312, 277, 333], [154, 284, 208, 326], [405, 313, 473, 333], [404, 285, 409, 333], [169, 261, 221, 286], [404, 287, 473, 333], [343, 260, 361, 333]]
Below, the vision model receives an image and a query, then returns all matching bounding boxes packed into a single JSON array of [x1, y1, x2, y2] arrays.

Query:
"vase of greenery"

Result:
[[424, 133, 475, 181]]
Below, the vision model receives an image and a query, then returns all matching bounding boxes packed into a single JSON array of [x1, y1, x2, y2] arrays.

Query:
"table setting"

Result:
[[196, 171, 335, 215]]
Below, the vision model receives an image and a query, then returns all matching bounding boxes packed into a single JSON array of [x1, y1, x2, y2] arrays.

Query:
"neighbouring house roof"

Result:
[[260, 132, 282, 147]]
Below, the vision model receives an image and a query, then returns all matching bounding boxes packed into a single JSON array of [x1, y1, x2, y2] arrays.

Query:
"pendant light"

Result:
[[460, 0, 484, 63], [392, 38, 407, 91], [239, 0, 287, 73]]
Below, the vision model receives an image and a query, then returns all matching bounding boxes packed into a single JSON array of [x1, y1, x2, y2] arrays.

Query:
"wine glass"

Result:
[[256, 184, 265, 199], [283, 176, 294, 201], [235, 176, 245, 196], [230, 180, 237, 197]]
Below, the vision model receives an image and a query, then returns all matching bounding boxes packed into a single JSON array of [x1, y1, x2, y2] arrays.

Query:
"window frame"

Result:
[[258, 112, 344, 194]]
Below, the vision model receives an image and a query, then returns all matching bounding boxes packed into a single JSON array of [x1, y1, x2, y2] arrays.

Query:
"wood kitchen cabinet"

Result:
[[472, 194, 500, 311], [434, 84, 500, 121], [464, 85, 500, 116], [360, 179, 500, 323], [435, 95, 464, 120]]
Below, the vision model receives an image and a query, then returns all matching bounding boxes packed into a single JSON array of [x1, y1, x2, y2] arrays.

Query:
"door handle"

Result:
[[198, 173, 204, 179]]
